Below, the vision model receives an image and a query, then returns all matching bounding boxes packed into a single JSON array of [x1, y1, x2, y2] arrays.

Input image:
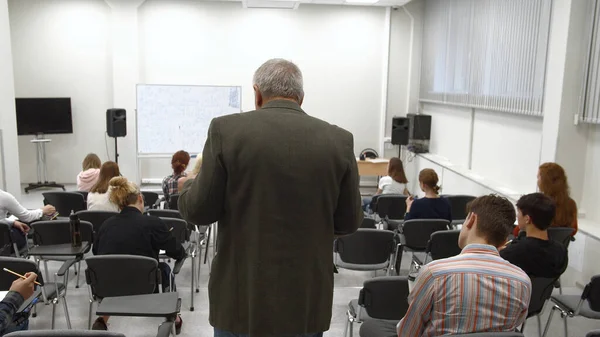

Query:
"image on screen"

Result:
[[15, 98, 73, 135]]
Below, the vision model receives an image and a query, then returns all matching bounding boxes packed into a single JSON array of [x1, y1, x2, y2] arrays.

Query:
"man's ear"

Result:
[[465, 212, 476, 229], [525, 215, 532, 225], [253, 84, 262, 108]]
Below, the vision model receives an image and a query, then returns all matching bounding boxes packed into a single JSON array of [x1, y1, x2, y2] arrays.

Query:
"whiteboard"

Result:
[[136, 84, 241, 154]]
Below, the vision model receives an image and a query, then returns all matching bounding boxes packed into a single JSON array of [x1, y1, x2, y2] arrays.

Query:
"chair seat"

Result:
[[359, 319, 398, 337], [552, 295, 600, 319], [337, 259, 389, 271], [348, 299, 372, 321]]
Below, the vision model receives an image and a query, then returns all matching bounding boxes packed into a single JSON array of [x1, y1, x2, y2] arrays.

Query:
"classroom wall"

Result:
[[8, 0, 400, 183], [9, 0, 113, 185]]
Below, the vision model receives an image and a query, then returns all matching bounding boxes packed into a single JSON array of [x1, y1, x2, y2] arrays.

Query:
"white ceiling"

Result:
[[242, 0, 413, 9]]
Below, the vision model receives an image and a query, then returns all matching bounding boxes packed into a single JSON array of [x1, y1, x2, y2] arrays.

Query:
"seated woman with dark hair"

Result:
[[92, 176, 185, 333], [362, 157, 409, 211], [404, 168, 452, 222]]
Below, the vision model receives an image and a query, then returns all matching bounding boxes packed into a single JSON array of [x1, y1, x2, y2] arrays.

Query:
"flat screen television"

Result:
[[15, 97, 73, 136]]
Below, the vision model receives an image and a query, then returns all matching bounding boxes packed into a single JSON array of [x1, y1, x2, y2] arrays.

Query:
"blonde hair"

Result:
[[108, 176, 140, 210], [82, 153, 101, 171], [192, 156, 202, 176]]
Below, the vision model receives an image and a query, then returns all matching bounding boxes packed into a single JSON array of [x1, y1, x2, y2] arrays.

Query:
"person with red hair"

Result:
[[162, 150, 190, 201]]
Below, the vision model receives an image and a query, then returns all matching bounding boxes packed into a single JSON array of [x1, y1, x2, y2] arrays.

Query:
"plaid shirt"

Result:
[[162, 173, 187, 201], [397, 244, 531, 337], [0, 291, 24, 335]]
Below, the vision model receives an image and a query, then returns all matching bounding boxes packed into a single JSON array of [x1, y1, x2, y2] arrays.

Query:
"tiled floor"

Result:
[[13, 186, 600, 337]]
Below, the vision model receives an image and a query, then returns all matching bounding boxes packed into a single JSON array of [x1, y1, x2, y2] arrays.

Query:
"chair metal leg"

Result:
[[62, 297, 72, 329], [204, 226, 211, 264], [348, 318, 354, 337], [190, 248, 195, 311], [537, 315, 542, 337], [343, 314, 350, 337], [76, 261, 81, 288], [562, 313, 569, 337], [88, 300, 94, 329], [196, 245, 202, 292], [542, 305, 557, 337], [32, 302, 37, 318], [51, 301, 56, 329], [43, 260, 50, 282]]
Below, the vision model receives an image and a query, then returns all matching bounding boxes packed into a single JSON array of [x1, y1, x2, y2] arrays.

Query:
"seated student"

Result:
[[177, 155, 202, 192], [92, 176, 185, 333], [162, 150, 190, 201], [0, 189, 56, 255], [404, 168, 452, 222], [397, 195, 531, 336], [362, 157, 409, 211], [0, 272, 37, 336], [87, 161, 120, 212], [501, 193, 568, 278], [77, 153, 101, 192]]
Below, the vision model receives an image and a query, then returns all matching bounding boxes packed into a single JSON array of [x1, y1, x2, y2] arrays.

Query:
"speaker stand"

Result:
[[114, 137, 119, 164], [25, 134, 65, 193]]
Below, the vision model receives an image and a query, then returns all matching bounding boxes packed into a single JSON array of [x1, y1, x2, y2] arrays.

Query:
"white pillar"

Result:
[[104, 0, 146, 184], [0, 0, 21, 197], [540, 0, 589, 204]]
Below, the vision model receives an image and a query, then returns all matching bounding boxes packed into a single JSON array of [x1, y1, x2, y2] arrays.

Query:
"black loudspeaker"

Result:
[[106, 109, 126, 137], [391, 117, 409, 146], [408, 113, 431, 140]]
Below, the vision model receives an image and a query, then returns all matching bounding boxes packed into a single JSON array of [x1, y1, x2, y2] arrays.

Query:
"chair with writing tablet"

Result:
[[42, 192, 86, 216]]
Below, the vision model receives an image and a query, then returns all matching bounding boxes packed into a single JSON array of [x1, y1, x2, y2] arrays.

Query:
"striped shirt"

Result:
[[397, 244, 531, 337]]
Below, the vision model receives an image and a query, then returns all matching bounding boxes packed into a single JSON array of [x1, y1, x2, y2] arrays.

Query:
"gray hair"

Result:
[[253, 58, 304, 102]]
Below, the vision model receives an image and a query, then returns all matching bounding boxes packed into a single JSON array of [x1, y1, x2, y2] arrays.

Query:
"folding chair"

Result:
[[392, 219, 449, 275], [542, 275, 600, 337], [85, 255, 162, 329], [76, 210, 118, 235], [0, 257, 73, 329], [31, 220, 93, 288], [42, 192, 86, 216], [334, 229, 395, 275], [345, 276, 409, 337], [521, 277, 559, 337]]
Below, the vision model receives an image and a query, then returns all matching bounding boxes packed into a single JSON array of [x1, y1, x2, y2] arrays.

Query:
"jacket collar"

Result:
[[260, 99, 305, 115], [460, 243, 499, 256], [121, 206, 142, 215]]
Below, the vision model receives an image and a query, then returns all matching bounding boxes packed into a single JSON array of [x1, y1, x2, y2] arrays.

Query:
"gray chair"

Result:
[[0, 257, 72, 329], [85, 255, 162, 329], [393, 219, 449, 275], [521, 277, 559, 337], [547, 227, 574, 294], [42, 192, 86, 216], [374, 195, 407, 226], [426, 229, 461, 262], [31, 220, 93, 288], [359, 320, 397, 337], [76, 210, 118, 235], [443, 195, 476, 226], [5, 331, 125, 337], [542, 275, 600, 337], [334, 229, 395, 275], [158, 217, 194, 309], [345, 276, 409, 337], [587, 330, 600, 337]]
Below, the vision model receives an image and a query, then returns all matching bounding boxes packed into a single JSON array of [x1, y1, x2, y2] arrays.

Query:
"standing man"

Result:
[[179, 59, 363, 337]]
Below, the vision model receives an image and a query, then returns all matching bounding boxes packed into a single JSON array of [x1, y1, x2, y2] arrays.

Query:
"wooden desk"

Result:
[[357, 159, 389, 176]]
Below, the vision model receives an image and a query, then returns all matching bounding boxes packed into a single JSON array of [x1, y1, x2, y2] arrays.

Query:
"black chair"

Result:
[[426, 229, 461, 262], [521, 277, 559, 336], [168, 194, 180, 210], [393, 219, 450, 275], [0, 257, 72, 329], [43, 192, 86, 216], [334, 229, 395, 275], [85, 255, 162, 329], [141, 191, 160, 209], [147, 209, 183, 219], [547, 227, 575, 248], [31, 220, 93, 288], [374, 195, 407, 223], [360, 218, 376, 229], [542, 275, 600, 337], [587, 330, 600, 337], [5, 331, 125, 337], [76, 210, 118, 234], [346, 276, 409, 337], [444, 195, 476, 222], [0, 220, 27, 257], [73, 191, 89, 208]]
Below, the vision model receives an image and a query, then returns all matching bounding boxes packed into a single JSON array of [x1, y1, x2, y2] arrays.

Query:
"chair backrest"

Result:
[[427, 229, 461, 260], [375, 195, 407, 220], [73, 191, 89, 202], [5, 330, 126, 337], [76, 210, 118, 234], [403, 219, 450, 251], [528, 277, 558, 317], [359, 276, 410, 320], [0, 221, 14, 256], [444, 195, 476, 221], [160, 217, 189, 242], [0, 257, 45, 289], [586, 330, 600, 337], [141, 191, 159, 208], [584, 274, 600, 312], [334, 229, 395, 265], [32, 220, 93, 247], [547, 227, 574, 248], [147, 209, 182, 220], [85, 255, 160, 299], [42, 192, 86, 215], [168, 194, 180, 210], [360, 218, 376, 229]]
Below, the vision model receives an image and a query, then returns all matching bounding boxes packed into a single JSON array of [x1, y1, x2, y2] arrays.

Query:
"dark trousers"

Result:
[[158, 262, 175, 292]]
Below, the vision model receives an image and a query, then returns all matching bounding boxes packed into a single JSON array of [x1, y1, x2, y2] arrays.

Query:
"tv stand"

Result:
[[25, 135, 65, 193]]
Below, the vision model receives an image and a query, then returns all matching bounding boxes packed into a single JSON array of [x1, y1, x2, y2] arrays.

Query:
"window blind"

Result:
[[419, 0, 552, 116]]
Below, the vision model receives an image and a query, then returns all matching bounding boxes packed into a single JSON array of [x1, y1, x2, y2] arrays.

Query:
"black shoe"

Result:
[[175, 315, 182, 335], [92, 317, 107, 330]]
